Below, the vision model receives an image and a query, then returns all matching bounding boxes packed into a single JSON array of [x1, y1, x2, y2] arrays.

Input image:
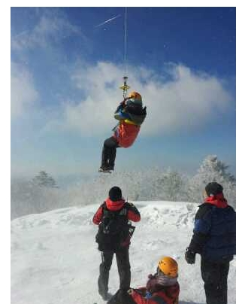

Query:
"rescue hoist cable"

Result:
[[124, 6, 128, 76], [120, 7, 130, 98]]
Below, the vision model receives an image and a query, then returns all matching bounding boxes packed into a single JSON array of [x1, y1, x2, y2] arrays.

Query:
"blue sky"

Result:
[[11, 7, 236, 180]]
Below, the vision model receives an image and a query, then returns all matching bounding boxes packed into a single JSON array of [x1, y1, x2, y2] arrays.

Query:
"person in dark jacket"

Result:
[[93, 186, 141, 301], [185, 182, 236, 304], [107, 256, 180, 304], [99, 92, 146, 172]]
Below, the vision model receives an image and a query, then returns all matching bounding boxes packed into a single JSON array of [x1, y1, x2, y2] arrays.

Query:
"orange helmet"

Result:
[[158, 257, 178, 278], [128, 91, 142, 102]]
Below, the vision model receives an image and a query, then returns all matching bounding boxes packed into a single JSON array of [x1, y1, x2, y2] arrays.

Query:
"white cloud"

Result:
[[12, 11, 86, 51], [141, 64, 232, 134], [11, 62, 39, 118], [57, 61, 233, 136], [11, 60, 232, 137], [60, 62, 124, 135]]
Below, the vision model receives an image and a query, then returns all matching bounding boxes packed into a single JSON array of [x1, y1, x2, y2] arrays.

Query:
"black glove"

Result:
[[120, 99, 127, 107], [185, 247, 196, 264]]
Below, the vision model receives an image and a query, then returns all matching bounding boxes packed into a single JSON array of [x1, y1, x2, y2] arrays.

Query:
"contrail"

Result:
[[95, 14, 121, 28], [13, 30, 30, 39]]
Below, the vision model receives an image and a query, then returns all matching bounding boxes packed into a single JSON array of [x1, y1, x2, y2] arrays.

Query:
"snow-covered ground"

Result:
[[11, 201, 236, 304]]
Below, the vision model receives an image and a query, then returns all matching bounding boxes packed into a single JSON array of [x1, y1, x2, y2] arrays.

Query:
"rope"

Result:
[[124, 7, 128, 75], [119, 7, 130, 98]]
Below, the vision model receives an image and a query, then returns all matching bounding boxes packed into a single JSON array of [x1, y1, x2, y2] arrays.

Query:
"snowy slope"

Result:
[[11, 201, 236, 304]]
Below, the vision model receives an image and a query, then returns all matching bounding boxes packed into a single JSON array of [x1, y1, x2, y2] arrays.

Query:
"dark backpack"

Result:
[[124, 104, 147, 126], [95, 202, 135, 252]]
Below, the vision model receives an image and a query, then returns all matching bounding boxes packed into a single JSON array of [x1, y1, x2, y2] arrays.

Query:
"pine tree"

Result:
[[188, 155, 236, 207], [151, 168, 188, 201], [32, 171, 58, 188], [195, 155, 235, 184]]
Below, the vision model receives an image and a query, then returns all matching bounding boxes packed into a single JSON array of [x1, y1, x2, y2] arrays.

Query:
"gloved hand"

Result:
[[120, 99, 127, 107], [185, 247, 196, 264]]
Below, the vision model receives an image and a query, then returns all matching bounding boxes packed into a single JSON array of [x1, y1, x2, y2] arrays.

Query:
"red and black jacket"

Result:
[[93, 198, 141, 225], [131, 283, 180, 304]]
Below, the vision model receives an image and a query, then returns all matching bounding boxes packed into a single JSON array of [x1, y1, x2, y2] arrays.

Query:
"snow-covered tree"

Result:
[[151, 168, 189, 201], [193, 155, 235, 184], [32, 171, 58, 188], [11, 178, 61, 219], [11, 157, 236, 219], [188, 155, 236, 207]]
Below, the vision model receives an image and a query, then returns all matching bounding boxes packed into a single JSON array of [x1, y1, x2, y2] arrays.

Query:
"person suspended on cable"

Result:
[[99, 91, 147, 172]]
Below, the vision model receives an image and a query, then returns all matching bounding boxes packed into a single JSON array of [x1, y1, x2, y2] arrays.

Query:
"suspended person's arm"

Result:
[[114, 99, 127, 113], [114, 100, 131, 121]]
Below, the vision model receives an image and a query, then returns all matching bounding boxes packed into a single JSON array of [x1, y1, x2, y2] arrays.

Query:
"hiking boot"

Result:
[[99, 166, 113, 173], [107, 166, 114, 171]]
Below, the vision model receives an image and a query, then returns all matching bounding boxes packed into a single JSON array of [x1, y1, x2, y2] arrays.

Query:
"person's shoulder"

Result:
[[196, 203, 213, 219], [124, 201, 138, 210], [225, 205, 236, 220], [99, 201, 108, 212], [227, 204, 236, 212], [100, 201, 106, 208]]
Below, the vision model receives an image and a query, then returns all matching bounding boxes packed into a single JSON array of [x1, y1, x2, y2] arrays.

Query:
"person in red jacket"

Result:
[[99, 91, 147, 172], [93, 186, 141, 301], [107, 256, 180, 304]]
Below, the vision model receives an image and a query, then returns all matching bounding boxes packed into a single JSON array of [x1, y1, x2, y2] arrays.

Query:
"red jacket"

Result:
[[113, 121, 140, 148], [131, 283, 179, 304], [93, 198, 141, 225]]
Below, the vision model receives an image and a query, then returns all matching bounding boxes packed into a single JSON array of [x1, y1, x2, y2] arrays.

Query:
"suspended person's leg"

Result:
[[100, 137, 119, 171], [107, 137, 119, 170], [98, 251, 114, 300], [101, 139, 110, 169], [116, 248, 131, 291]]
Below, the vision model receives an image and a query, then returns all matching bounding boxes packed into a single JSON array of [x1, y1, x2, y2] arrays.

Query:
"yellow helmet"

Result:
[[158, 257, 178, 278], [128, 91, 142, 102]]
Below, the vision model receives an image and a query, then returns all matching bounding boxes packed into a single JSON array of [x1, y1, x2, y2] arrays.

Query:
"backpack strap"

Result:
[[102, 201, 128, 217], [101, 201, 106, 210]]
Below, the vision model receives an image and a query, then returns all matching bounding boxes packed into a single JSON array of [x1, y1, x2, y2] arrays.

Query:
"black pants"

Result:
[[201, 258, 230, 304], [98, 248, 131, 297], [101, 137, 119, 170], [107, 289, 136, 304]]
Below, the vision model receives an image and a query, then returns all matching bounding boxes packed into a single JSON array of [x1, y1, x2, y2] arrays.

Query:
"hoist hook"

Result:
[[119, 76, 130, 99]]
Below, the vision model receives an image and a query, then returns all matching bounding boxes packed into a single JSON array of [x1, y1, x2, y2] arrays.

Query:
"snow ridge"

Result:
[[11, 201, 236, 304]]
